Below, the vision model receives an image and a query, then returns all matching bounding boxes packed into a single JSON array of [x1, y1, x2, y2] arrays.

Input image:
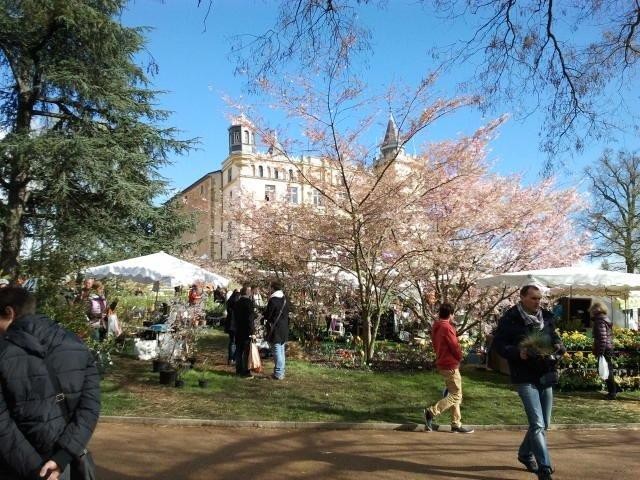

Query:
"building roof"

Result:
[[381, 113, 399, 151], [178, 171, 220, 195]]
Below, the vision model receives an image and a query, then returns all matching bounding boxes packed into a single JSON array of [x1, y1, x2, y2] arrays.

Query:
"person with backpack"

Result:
[[0, 287, 100, 480]]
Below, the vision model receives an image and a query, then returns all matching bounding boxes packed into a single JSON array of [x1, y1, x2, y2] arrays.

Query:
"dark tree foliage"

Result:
[[0, 0, 196, 280]]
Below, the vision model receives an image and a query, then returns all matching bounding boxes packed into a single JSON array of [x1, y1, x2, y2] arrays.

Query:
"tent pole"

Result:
[[568, 286, 572, 328]]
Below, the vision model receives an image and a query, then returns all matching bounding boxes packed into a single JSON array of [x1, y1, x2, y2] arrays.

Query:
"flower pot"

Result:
[[198, 379, 210, 388], [159, 369, 177, 385], [174, 379, 185, 388]]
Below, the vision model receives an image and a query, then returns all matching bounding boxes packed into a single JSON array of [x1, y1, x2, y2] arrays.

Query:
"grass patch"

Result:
[[100, 329, 640, 425]]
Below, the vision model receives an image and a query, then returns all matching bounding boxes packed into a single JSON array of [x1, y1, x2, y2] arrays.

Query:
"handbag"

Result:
[[70, 450, 97, 480], [266, 298, 287, 342], [248, 340, 263, 373], [42, 356, 97, 480]]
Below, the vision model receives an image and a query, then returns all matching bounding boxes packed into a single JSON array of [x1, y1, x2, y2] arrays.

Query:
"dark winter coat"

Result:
[[233, 296, 255, 344], [492, 305, 564, 385], [264, 293, 289, 344], [0, 314, 101, 479], [592, 314, 614, 356]]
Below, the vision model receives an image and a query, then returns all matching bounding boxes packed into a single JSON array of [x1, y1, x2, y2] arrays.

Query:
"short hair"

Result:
[[270, 280, 283, 292], [92, 280, 103, 291], [0, 287, 36, 319], [589, 302, 608, 316], [520, 284, 541, 296], [438, 302, 454, 319], [240, 285, 251, 296]]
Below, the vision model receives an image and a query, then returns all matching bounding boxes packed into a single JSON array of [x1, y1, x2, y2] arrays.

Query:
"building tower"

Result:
[[379, 113, 405, 162], [228, 115, 256, 155]]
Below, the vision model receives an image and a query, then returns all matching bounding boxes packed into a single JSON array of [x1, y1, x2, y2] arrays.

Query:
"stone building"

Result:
[[177, 114, 405, 261]]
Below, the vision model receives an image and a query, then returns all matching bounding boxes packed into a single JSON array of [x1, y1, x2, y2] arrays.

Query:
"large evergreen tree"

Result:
[[0, 0, 194, 279]]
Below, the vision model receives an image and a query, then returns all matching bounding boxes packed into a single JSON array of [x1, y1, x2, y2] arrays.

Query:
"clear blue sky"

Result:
[[121, 0, 639, 195]]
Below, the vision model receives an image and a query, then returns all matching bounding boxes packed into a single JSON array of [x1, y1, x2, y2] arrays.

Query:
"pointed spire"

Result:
[[382, 113, 399, 148]]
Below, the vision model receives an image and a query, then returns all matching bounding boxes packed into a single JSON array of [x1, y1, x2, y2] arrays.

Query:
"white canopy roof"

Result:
[[84, 251, 229, 288], [476, 267, 640, 298]]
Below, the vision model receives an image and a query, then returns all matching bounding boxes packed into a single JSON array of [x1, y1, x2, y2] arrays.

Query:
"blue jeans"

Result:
[[272, 342, 286, 379], [517, 383, 553, 469]]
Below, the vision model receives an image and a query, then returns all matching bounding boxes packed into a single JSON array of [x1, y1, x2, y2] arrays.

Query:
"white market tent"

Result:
[[477, 266, 640, 298], [84, 251, 229, 288]]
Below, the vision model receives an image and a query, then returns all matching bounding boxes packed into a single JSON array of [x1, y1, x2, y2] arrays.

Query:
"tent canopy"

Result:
[[84, 251, 229, 288], [476, 267, 640, 298]]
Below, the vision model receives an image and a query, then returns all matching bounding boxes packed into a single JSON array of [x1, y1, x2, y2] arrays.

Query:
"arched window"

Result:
[[274, 168, 279, 180], [244, 131, 249, 143], [259, 165, 264, 177], [252, 165, 256, 176], [267, 167, 271, 178], [289, 169, 294, 181]]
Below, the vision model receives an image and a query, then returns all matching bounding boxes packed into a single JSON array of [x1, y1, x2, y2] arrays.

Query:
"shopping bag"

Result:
[[598, 355, 609, 380], [248, 341, 263, 373]]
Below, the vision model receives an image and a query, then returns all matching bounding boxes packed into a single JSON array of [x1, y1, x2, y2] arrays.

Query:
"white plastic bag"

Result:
[[598, 355, 609, 380]]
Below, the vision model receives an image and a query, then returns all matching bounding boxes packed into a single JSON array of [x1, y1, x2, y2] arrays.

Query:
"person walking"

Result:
[[224, 289, 240, 365], [492, 284, 565, 480], [591, 302, 617, 400], [0, 287, 100, 480], [264, 280, 289, 380], [423, 302, 474, 434], [233, 286, 255, 377]]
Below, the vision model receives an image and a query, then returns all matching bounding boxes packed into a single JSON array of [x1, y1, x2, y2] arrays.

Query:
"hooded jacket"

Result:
[[0, 314, 100, 479]]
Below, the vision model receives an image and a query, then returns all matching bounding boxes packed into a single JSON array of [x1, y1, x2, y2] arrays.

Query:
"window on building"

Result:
[[274, 168, 279, 180], [287, 186, 298, 204], [259, 165, 264, 177], [227, 167, 232, 183], [252, 165, 256, 176], [289, 169, 294, 181], [267, 167, 271, 178], [233, 131, 241, 144], [312, 189, 324, 206], [265, 184, 275, 202], [244, 131, 249, 143], [200, 185, 204, 195]]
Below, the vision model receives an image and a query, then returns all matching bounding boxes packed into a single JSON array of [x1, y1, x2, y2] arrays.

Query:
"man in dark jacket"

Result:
[[423, 303, 474, 434], [0, 287, 100, 480], [233, 286, 255, 377], [264, 280, 288, 380], [493, 284, 565, 480]]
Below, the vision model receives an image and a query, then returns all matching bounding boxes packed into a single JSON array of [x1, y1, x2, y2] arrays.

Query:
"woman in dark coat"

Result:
[[590, 302, 617, 400]]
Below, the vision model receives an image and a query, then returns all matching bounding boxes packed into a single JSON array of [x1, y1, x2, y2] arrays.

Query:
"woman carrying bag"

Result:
[[590, 302, 617, 400]]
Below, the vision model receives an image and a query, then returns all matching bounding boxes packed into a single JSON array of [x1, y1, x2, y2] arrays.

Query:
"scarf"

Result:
[[517, 303, 544, 330]]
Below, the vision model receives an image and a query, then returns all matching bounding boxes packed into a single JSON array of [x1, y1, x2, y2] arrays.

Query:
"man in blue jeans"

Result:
[[492, 284, 565, 480], [264, 280, 288, 380]]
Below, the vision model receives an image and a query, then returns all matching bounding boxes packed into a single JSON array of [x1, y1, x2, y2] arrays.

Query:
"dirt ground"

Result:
[[91, 423, 639, 479]]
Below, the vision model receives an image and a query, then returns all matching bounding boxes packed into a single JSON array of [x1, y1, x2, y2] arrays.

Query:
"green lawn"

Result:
[[101, 330, 640, 425]]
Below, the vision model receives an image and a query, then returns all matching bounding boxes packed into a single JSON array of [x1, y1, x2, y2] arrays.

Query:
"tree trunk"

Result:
[[0, 180, 28, 279]]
